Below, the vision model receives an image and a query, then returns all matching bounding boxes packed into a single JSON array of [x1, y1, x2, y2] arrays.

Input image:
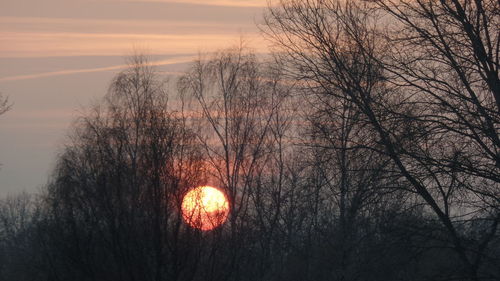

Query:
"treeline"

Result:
[[1, 0, 499, 280]]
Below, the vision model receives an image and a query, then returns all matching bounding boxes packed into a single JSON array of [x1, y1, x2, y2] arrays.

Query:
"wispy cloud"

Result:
[[0, 31, 266, 58], [0, 17, 255, 35], [0, 56, 194, 82], [0, 0, 264, 21], [102, 0, 268, 8]]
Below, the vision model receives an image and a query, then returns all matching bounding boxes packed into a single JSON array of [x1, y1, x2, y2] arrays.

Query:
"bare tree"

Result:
[[0, 193, 43, 281], [263, 0, 499, 280], [179, 45, 301, 281], [1, 13, 498, 279], [41, 55, 206, 281], [374, 0, 500, 278], [375, 0, 500, 197], [0, 93, 11, 116]]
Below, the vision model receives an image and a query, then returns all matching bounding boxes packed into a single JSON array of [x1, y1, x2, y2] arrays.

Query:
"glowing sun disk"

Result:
[[181, 186, 229, 231]]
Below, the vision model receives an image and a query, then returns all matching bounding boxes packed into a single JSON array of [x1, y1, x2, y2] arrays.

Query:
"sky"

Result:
[[0, 0, 269, 196]]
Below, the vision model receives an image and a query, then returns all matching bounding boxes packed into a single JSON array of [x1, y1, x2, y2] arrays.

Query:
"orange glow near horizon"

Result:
[[181, 186, 229, 231]]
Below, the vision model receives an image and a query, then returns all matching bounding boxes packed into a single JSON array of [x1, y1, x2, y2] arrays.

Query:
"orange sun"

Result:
[[181, 186, 230, 231]]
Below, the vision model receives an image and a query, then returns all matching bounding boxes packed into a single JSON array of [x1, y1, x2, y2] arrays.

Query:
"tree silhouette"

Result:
[[263, 0, 499, 279], [0, 93, 11, 116], [0, 2, 499, 279]]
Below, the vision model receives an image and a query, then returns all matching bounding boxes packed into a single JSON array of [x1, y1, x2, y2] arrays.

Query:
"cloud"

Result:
[[0, 56, 194, 82], [102, 0, 268, 8], [0, 16, 255, 35], [0, 31, 266, 58], [0, 0, 264, 21]]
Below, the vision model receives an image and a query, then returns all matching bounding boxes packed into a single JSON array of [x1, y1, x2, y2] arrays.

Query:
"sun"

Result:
[[181, 186, 230, 231]]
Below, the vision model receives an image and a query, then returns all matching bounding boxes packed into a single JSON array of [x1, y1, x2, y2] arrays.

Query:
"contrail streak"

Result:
[[0, 56, 194, 82]]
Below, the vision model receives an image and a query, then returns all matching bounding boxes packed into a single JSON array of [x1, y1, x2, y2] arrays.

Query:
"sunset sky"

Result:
[[0, 0, 268, 195]]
